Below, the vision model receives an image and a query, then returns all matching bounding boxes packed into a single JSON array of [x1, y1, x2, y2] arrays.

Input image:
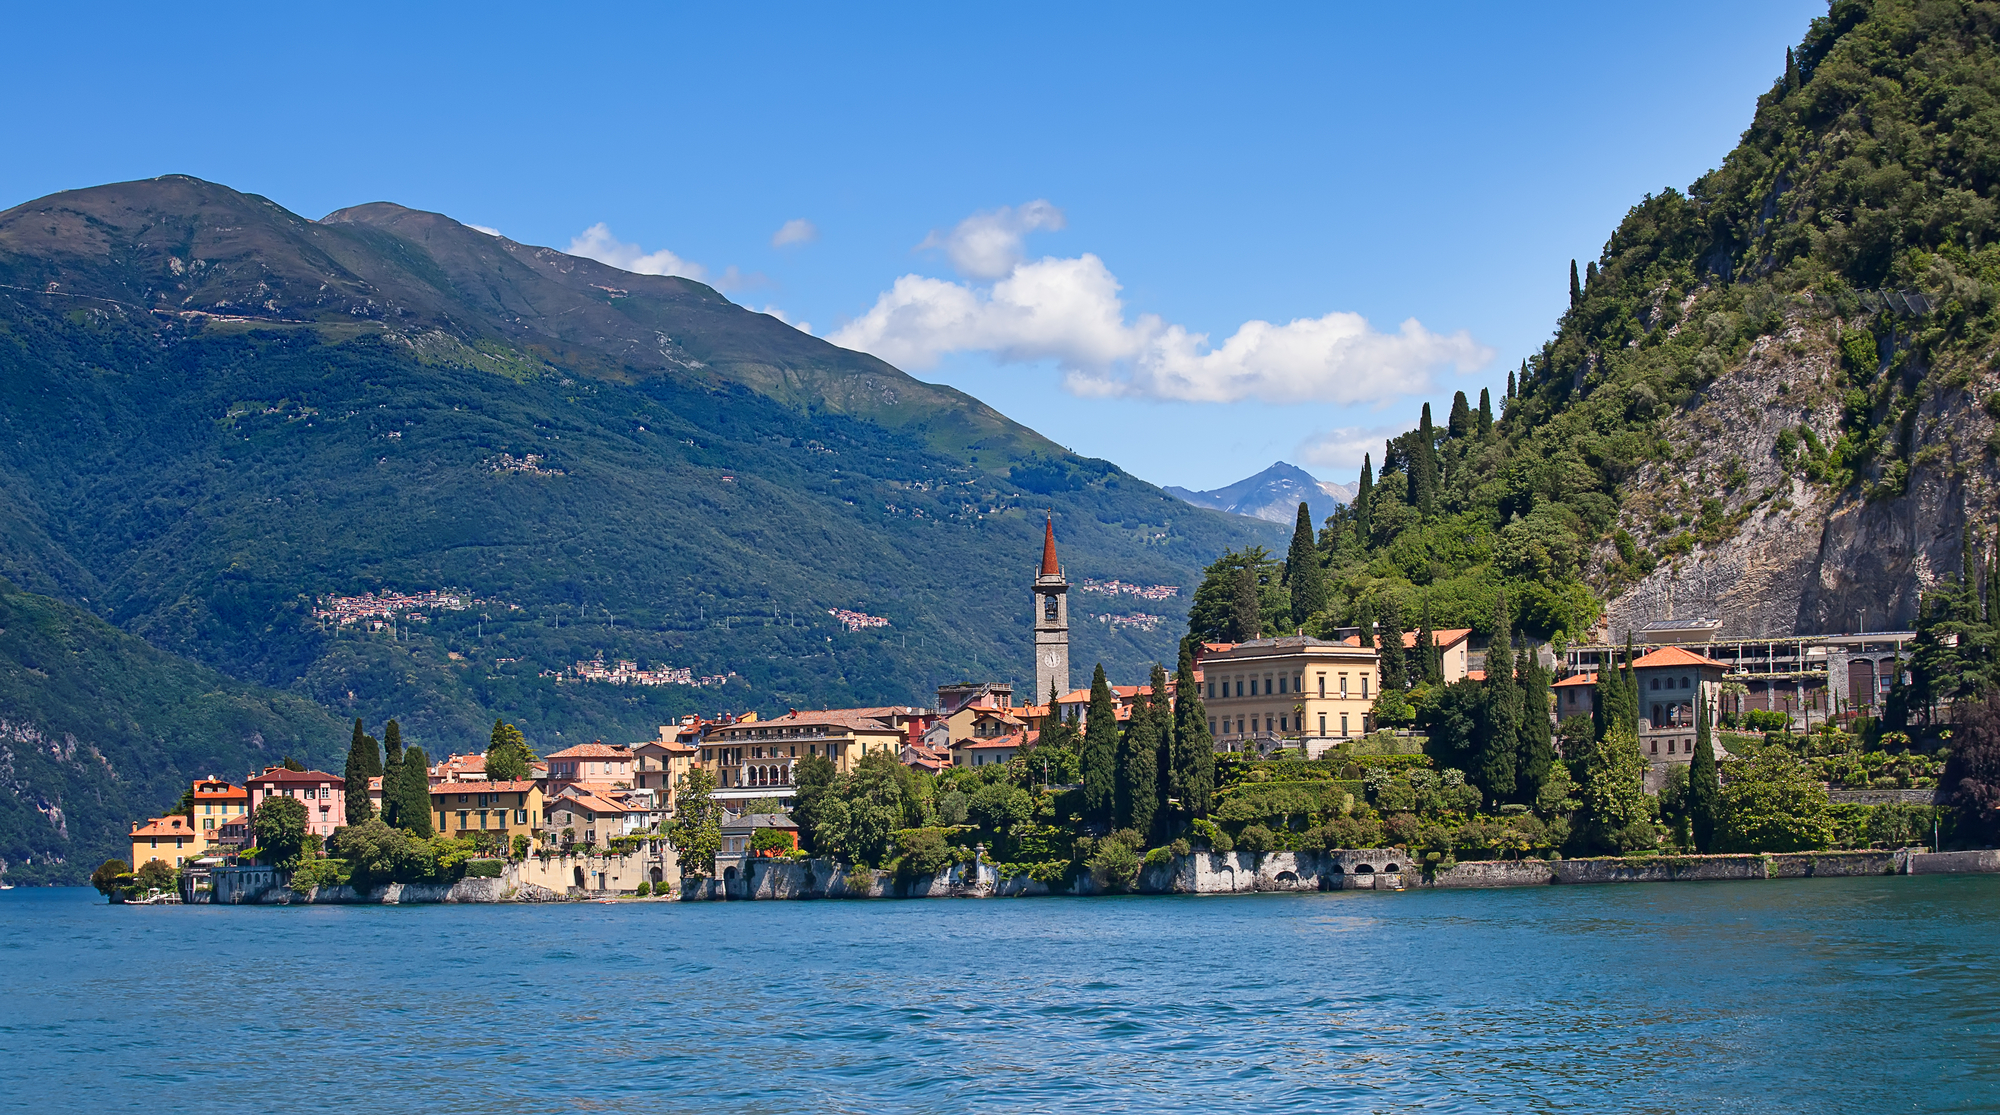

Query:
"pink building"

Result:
[[245, 766, 348, 839]]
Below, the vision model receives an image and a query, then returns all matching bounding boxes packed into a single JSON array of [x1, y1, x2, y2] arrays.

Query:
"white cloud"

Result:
[[830, 216, 1492, 405], [467, 223, 502, 237], [771, 218, 818, 247], [916, 199, 1066, 280], [759, 305, 813, 335], [567, 223, 708, 282], [1297, 425, 1400, 472]]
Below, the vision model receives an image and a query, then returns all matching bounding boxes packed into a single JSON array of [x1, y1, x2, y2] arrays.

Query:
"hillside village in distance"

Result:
[[113, 510, 1947, 907]]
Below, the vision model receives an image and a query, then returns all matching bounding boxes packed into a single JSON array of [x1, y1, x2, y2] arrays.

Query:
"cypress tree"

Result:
[[1516, 644, 1556, 801], [1120, 667, 1164, 836], [1416, 596, 1441, 685], [1081, 664, 1119, 826], [394, 743, 435, 838], [1153, 662, 1175, 837], [1377, 596, 1408, 692], [1689, 687, 1721, 852], [382, 718, 404, 771], [1447, 390, 1471, 440], [1593, 645, 1624, 743], [1785, 46, 1797, 92], [1569, 259, 1581, 307], [1478, 598, 1519, 801], [1285, 502, 1327, 623], [1585, 260, 1598, 289], [1507, 368, 1516, 400], [1621, 634, 1640, 735], [1170, 647, 1215, 819], [1228, 564, 1262, 642], [1477, 387, 1493, 438], [1353, 455, 1374, 547], [1410, 404, 1438, 519], [343, 718, 381, 825]]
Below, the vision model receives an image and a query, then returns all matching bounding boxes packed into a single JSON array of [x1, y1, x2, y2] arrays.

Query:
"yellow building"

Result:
[[191, 776, 249, 841], [130, 814, 207, 869], [701, 708, 906, 790], [1201, 635, 1381, 754], [429, 780, 544, 844]]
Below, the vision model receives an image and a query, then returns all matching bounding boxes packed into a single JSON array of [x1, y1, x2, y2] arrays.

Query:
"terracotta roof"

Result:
[[246, 767, 342, 785], [959, 734, 1026, 751], [548, 788, 644, 814], [368, 776, 384, 791], [1394, 627, 1473, 650], [430, 780, 538, 795], [193, 783, 247, 798], [1631, 646, 1729, 669], [545, 743, 634, 759], [635, 739, 699, 754], [131, 816, 198, 836], [1466, 669, 1487, 682], [715, 709, 903, 733], [1040, 517, 1061, 576], [1553, 672, 1600, 688]]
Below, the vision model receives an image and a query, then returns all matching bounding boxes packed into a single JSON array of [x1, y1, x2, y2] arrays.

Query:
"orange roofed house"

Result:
[[1633, 646, 1730, 767], [429, 780, 544, 845], [130, 814, 206, 869]]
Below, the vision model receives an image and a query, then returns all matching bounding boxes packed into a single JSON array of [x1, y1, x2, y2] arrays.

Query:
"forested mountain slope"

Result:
[[0, 579, 344, 884], [0, 177, 1273, 769], [1311, 0, 2000, 644]]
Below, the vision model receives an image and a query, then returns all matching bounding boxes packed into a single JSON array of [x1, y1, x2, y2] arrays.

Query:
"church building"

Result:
[[1032, 517, 1070, 702]]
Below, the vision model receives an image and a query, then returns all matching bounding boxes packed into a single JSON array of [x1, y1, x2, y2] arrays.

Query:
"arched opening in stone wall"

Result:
[[1355, 864, 1376, 874], [572, 866, 586, 889], [724, 866, 738, 882]]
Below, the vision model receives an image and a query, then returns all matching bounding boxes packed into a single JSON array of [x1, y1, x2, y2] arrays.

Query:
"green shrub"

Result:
[[463, 858, 504, 879], [633, 881, 651, 897]]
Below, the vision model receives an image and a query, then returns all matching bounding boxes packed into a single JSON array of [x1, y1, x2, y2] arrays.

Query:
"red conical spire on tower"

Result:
[[1040, 515, 1061, 576]]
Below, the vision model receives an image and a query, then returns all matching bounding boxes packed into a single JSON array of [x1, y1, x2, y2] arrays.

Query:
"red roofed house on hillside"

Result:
[[1553, 672, 1598, 723], [1632, 646, 1730, 769], [245, 766, 347, 839]]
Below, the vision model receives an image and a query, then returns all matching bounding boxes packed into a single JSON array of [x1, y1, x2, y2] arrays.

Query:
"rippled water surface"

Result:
[[3, 877, 1997, 1113]]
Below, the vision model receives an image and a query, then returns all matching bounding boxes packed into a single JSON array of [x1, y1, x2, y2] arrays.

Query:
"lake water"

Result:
[[2, 877, 1996, 1113]]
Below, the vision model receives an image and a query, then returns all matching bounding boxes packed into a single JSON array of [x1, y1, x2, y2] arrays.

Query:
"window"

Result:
[[1667, 740, 1676, 754], [1362, 675, 1369, 698], [1278, 677, 1287, 695], [1340, 714, 1349, 737], [1235, 679, 1244, 697], [1339, 675, 1348, 698], [1281, 716, 1288, 731], [1681, 676, 1691, 689], [1649, 741, 1658, 754], [1208, 717, 1217, 733], [1650, 678, 1660, 691], [1318, 675, 1326, 698], [1236, 718, 1244, 734], [1318, 713, 1326, 735], [517, 809, 529, 824], [458, 811, 470, 828], [458, 794, 468, 803], [1206, 681, 1215, 699]]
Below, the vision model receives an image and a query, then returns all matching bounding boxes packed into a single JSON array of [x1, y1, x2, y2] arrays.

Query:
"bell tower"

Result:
[[1033, 516, 1071, 701]]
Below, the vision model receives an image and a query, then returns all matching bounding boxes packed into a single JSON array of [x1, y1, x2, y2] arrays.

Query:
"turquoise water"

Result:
[[2, 877, 1996, 1113]]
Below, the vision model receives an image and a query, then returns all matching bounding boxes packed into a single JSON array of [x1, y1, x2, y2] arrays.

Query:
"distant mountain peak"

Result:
[[1164, 461, 1354, 526]]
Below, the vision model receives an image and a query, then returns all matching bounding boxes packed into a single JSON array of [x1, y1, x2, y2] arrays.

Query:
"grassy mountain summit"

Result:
[[1310, 0, 2000, 644], [0, 177, 1274, 816]]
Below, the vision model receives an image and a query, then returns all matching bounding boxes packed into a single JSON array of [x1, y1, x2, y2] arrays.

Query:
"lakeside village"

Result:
[[101, 517, 2000, 904]]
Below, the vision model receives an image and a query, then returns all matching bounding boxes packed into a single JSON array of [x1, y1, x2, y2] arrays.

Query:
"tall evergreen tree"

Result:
[[1506, 368, 1516, 400], [1081, 664, 1119, 826], [1409, 404, 1438, 519], [1688, 687, 1721, 853], [1169, 647, 1215, 819], [1785, 45, 1797, 91], [382, 718, 404, 771], [1447, 390, 1471, 440], [1228, 565, 1262, 642], [1477, 598, 1520, 801], [1593, 645, 1624, 743], [486, 719, 534, 781], [343, 718, 381, 825], [1285, 502, 1328, 623], [1516, 644, 1556, 801], [1152, 662, 1175, 836], [1569, 259, 1581, 307], [1119, 668, 1164, 836], [1417, 596, 1441, 685], [1377, 596, 1408, 692], [391, 742, 435, 837], [1477, 387, 1493, 438], [1585, 260, 1598, 288], [1353, 454, 1374, 547]]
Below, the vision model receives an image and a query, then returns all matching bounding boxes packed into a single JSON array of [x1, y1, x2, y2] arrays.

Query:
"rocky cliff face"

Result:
[[1601, 303, 1998, 639]]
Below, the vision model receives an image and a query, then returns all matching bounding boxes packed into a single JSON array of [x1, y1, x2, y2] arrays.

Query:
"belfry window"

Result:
[[1045, 596, 1059, 620]]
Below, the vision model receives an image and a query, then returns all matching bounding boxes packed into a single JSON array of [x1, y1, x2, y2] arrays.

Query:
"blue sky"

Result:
[[3, 2, 1823, 491]]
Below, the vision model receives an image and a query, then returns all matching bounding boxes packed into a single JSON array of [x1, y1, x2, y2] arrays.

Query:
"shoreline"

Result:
[[159, 846, 2000, 905]]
